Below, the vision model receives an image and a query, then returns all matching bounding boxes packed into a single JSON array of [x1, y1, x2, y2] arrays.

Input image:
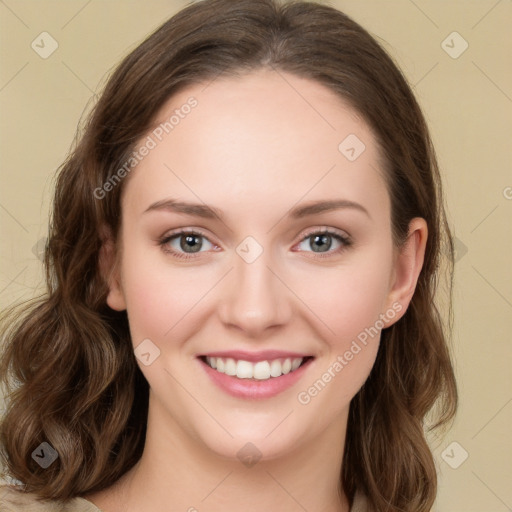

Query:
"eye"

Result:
[[159, 227, 352, 260], [295, 228, 352, 257], [159, 229, 217, 259]]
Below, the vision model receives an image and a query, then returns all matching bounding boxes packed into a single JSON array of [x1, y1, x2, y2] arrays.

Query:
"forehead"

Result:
[[123, 68, 389, 222]]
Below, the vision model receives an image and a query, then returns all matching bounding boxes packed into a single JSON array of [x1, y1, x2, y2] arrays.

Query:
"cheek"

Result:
[[120, 249, 219, 345], [296, 270, 387, 410], [296, 250, 393, 348], [291, 248, 392, 405]]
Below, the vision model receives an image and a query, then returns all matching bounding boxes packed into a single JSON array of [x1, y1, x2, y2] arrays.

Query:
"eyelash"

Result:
[[158, 227, 352, 260]]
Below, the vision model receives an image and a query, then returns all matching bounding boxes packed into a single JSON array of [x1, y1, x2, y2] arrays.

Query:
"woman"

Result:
[[0, 0, 457, 510]]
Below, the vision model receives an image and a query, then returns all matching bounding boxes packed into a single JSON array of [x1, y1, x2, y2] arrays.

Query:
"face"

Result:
[[105, 68, 425, 461]]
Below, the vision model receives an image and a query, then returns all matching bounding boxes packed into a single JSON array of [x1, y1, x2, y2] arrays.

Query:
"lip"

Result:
[[198, 350, 310, 363], [197, 355, 315, 400]]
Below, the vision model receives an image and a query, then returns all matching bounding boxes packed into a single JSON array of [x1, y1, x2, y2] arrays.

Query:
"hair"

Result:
[[0, 0, 457, 510]]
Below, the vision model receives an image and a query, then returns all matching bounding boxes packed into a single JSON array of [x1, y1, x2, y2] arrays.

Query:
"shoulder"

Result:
[[0, 484, 102, 512]]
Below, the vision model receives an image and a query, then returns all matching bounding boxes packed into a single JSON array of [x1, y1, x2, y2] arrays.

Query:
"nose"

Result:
[[217, 247, 293, 337]]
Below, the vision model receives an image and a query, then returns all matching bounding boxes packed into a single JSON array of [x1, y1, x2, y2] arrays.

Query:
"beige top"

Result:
[[0, 484, 369, 511]]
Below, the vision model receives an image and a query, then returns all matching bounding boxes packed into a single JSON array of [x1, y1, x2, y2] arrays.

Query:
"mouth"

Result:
[[196, 352, 315, 399], [199, 355, 313, 380]]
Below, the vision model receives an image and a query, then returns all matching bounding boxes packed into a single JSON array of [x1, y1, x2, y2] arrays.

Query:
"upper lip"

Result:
[[198, 350, 312, 362]]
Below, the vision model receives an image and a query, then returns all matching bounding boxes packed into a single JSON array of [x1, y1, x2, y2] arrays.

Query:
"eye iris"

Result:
[[311, 234, 332, 252], [180, 234, 202, 253]]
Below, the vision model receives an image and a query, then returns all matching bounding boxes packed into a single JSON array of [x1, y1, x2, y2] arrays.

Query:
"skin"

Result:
[[88, 68, 427, 512]]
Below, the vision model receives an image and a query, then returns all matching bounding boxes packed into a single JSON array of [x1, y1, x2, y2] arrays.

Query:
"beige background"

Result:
[[1, 1, 511, 510]]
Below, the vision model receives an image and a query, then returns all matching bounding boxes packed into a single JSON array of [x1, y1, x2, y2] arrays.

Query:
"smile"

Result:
[[202, 355, 308, 380], [197, 351, 315, 399]]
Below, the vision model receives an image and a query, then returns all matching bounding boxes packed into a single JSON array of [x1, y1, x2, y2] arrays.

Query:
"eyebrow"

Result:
[[143, 198, 370, 220]]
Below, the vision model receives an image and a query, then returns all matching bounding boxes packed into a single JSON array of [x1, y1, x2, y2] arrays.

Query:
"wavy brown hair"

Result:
[[0, 0, 457, 510]]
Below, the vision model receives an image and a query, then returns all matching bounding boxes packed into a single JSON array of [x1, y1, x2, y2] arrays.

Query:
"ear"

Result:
[[383, 217, 428, 326], [98, 225, 127, 311]]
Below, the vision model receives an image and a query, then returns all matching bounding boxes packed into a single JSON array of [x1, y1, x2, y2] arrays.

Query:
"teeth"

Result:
[[236, 360, 253, 379], [225, 358, 237, 376], [253, 361, 270, 380], [291, 358, 302, 371], [270, 359, 282, 377], [204, 356, 305, 380]]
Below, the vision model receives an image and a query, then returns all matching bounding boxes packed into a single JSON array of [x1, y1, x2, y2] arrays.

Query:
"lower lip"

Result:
[[198, 357, 314, 400]]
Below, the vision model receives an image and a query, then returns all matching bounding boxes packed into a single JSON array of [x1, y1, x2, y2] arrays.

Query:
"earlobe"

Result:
[[98, 226, 127, 312], [106, 265, 127, 312], [384, 217, 428, 325]]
